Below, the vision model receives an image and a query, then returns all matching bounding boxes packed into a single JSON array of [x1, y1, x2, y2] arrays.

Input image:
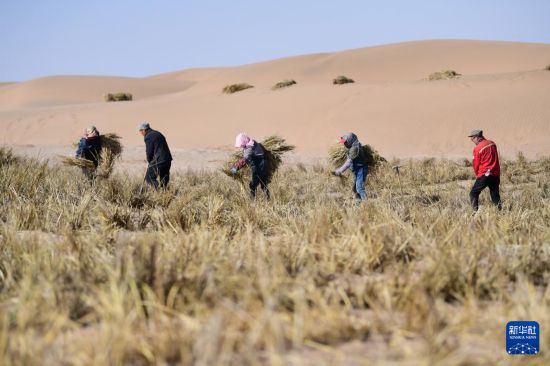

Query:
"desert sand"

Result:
[[1, 40, 550, 171]]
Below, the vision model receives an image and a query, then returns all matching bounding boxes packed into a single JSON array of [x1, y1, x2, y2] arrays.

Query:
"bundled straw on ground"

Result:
[[103, 92, 133, 102], [222, 83, 254, 94], [333, 75, 354, 85], [60, 133, 123, 179], [272, 79, 297, 90], [223, 135, 295, 183], [427, 70, 461, 81], [328, 143, 386, 172]]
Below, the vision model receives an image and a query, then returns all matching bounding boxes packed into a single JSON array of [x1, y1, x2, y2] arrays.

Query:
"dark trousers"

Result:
[[470, 175, 501, 211], [250, 172, 269, 199], [146, 161, 171, 189]]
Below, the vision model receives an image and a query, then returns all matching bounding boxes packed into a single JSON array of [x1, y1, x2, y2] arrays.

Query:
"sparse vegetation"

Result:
[[545, 64, 550, 71], [428, 70, 461, 81], [272, 79, 297, 90], [1, 147, 549, 365], [103, 92, 133, 102], [333, 75, 355, 85], [222, 83, 254, 94]]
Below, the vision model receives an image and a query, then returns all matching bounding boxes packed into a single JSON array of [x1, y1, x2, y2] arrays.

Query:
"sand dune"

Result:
[[1, 40, 550, 162]]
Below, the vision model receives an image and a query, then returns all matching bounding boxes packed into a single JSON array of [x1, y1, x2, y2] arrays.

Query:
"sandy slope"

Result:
[[1, 40, 550, 162]]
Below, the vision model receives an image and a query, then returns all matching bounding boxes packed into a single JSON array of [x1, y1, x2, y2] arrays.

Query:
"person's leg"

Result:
[[352, 172, 360, 200], [469, 176, 489, 211], [159, 162, 171, 189], [355, 167, 367, 201], [249, 173, 260, 198], [259, 172, 270, 199], [488, 176, 502, 210], [145, 165, 159, 189]]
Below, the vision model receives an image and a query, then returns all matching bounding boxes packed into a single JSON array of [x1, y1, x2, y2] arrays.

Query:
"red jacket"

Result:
[[472, 138, 500, 177]]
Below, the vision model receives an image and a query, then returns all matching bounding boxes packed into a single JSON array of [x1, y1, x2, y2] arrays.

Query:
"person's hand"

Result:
[[230, 167, 237, 175], [333, 171, 341, 177]]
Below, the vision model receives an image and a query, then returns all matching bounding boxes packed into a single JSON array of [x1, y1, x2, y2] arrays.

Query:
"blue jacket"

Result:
[[75, 136, 102, 166]]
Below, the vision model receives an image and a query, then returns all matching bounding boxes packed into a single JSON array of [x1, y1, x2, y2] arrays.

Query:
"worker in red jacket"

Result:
[[468, 129, 502, 211]]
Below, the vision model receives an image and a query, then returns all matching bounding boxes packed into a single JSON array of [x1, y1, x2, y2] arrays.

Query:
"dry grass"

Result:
[[428, 70, 461, 81], [1, 146, 549, 365], [272, 80, 297, 90], [222, 83, 254, 94], [60, 133, 123, 179], [333, 76, 355, 85], [104, 92, 133, 102]]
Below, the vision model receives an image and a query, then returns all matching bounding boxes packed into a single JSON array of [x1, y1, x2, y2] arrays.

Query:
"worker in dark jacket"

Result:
[[139, 122, 173, 189], [75, 125, 102, 179], [333, 132, 368, 202], [231, 133, 270, 199], [468, 129, 502, 211]]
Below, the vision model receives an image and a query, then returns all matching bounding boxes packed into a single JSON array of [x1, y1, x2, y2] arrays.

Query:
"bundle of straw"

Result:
[[223, 135, 295, 183], [328, 143, 386, 171], [60, 133, 123, 179]]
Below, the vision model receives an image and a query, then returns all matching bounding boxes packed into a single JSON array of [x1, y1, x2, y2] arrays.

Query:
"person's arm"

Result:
[[335, 158, 352, 176], [75, 138, 87, 158], [233, 157, 248, 171], [145, 136, 154, 164], [472, 148, 480, 176]]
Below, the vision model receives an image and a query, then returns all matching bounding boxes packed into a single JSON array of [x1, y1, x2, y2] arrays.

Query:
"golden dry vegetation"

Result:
[[1, 147, 549, 365]]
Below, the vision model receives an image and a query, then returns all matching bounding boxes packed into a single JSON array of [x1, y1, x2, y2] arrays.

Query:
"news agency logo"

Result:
[[506, 321, 539, 355]]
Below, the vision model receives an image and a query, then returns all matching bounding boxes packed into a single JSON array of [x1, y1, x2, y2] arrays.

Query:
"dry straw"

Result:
[[272, 80, 297, 90], [60, 133, 123, 179], [223, 135, 295, 183], [333, 76, 355, 85], [328, 143, 386, 171], [104, 92, 133, 102], [428, 70, 461, 81], [222, 83, 254, 94]]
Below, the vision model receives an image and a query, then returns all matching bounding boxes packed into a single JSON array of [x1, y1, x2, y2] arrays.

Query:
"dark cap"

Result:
[[467, 129, 483, 137]]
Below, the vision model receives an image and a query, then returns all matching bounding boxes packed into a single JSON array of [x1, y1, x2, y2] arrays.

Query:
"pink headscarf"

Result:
[[235, 132, 254, 148]]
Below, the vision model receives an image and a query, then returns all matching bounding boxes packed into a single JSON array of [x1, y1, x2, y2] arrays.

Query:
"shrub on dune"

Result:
[[222, 83, 254, 94], [104, 92, 133, 102], [272, 79, 297, 90], [428, 70, 461, 81], [332, 76, 355, 85]]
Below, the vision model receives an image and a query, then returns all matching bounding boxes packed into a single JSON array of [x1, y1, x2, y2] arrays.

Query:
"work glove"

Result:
[[230, 167, 238, 175], [333, 171, 341, 177]]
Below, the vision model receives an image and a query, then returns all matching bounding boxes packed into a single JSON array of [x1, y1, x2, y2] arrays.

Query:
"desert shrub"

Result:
[[272, 79, 296, 90], [428, 70, 461, 81], [222, 83, 254, 94], [0, 146, 19, 166], [545, 64, 550, 71], [333, 75, 355, 85], [103, 92, 133, 102]]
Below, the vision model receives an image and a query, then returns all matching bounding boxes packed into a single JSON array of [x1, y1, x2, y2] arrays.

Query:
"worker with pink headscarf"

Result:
[[230, 133, 270, 199]]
